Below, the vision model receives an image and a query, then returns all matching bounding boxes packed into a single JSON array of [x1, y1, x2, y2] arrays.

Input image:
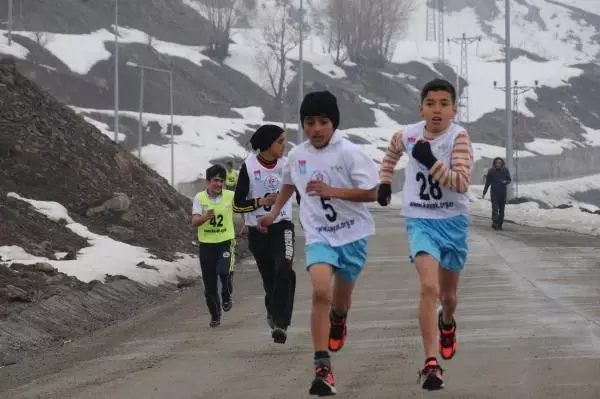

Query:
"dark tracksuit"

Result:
[[198, 240, 234, 320], [483, 157, 512, 228], [247, 220, 296, 329], [233, 161, 299, 329]]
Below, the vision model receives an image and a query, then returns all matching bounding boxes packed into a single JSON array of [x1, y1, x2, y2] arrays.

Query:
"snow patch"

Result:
[[1, 193, 200, 285], [231, 106, 265, 121], [524, 138, 580, 155]]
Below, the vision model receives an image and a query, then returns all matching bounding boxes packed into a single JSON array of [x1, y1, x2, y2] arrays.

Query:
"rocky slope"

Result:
[[0, 58, 249, 366], [0, 57, 193, 261]]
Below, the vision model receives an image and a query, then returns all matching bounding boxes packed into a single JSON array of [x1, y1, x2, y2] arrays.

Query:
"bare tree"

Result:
[[32, 32, 53, 65], [318, 0, 414, 67], [373, 0, 413, 62], [256, 0, 299, 108], [145, 33, 154, 49], [312, 0, 348, 65], [196, 0, 240, 61]]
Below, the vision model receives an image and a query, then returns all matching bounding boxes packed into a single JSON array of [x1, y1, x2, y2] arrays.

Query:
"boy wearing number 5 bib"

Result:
[[377, 79, 473, 391], [258, 91, 378, 396]]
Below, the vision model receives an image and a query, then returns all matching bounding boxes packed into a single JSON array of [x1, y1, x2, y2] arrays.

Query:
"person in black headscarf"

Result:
[[232, 124, 298, 344], [482, 157, 512, 230]]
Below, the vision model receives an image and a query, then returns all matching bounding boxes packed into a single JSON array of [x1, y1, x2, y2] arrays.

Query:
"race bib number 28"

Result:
[[416, 172, 443, 200]]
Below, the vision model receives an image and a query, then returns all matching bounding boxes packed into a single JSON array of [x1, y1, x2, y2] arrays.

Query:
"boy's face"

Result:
[[420, 90, 456, 134], [267, 133, 286, 158], [207, 176, 224, 195], [303, 116, 334, 149]]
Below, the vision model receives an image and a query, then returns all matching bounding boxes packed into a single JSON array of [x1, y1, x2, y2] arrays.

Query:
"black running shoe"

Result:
[[271, 327, 287, 344], [309, 364, 336, 396], [418, 359, 444, 391]]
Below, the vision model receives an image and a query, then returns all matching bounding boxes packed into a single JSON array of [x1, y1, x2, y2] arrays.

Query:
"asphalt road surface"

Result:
[[1, 208, 599, 398]]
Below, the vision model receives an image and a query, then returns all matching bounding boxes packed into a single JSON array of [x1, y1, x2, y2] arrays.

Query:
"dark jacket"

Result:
[[483, 157, 512, 202]]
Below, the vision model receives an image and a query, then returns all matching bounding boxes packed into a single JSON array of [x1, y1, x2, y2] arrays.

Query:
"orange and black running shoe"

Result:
[[438, 309, 458, 360], [328, 310, 347, 352]]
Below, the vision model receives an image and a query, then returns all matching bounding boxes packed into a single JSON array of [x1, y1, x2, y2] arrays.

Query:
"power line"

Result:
[[447, 33, 482, 123], [493, 79, 538, 197]]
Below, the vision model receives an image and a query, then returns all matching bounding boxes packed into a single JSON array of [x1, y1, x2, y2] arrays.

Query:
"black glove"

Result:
[[411, 140, 437, 169], [377, 183, 391, 206]]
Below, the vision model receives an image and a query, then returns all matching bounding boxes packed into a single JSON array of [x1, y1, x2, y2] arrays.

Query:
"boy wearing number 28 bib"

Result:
[[377, 79, 474, 391], [257, 91, 379, 396]]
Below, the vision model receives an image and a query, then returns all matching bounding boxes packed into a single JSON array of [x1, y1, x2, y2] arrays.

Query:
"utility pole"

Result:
[[447, 33, 482, 122], [511, 80, 538, 198], [282, 86, 287, 131], [114, 0, 120, 143], [7, 0, 13, 45], [297, 0, 304, 144], [437, 0, 445, 62], [137, 68, 144, 159], [493, 79, 538, 198], [126, 61, 176, 186], [504, 0, 513, 200], [448, 63, 461, 122]]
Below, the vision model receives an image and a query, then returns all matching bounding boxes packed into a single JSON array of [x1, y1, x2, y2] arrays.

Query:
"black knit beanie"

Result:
[[206, 164, 226, 180], [250, 124, 285, 152], [300, 90, 340, 130]]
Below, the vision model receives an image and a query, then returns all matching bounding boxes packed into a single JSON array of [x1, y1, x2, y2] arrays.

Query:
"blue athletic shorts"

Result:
[[405, 215, 469, 272], [305, 238, 368, 283]]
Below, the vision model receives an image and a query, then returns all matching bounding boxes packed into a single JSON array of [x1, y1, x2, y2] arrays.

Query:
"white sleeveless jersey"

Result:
[[401, 121, 470, 219], [284, 133, 377, 247], [243, 154, 293, 227]]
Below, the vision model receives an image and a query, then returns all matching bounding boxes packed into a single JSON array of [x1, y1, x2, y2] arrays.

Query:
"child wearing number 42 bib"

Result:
[[258, 91, 379, 396], [377, 78, 474, 391]]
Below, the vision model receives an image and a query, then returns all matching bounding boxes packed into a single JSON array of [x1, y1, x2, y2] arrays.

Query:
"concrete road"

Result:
[[1, 208, 600, 398]]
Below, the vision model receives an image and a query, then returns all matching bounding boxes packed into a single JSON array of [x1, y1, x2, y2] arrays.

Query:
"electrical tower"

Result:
[[493, 79, 539, 197], [447, 33, 482, 122], [426, 0, 436, 42], [426, 0, 445, 62], [437, 0, 445, 61]]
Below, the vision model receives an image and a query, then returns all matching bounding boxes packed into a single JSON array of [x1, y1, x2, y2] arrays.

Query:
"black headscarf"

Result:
[[250, 124, 285, 152]]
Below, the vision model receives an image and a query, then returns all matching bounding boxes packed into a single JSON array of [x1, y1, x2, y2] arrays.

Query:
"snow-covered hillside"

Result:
[[2, 0, 600, 291], [1, 0, 599, 187]]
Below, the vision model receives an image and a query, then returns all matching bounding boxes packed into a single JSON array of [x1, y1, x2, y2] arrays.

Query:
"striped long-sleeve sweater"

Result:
[[379, 129, 473, 193]]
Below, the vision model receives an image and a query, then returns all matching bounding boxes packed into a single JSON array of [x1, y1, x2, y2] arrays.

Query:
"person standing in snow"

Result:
[[232, 124, 298, 345], [482, 157, 512, 230], [192, 165, 236, 327]]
